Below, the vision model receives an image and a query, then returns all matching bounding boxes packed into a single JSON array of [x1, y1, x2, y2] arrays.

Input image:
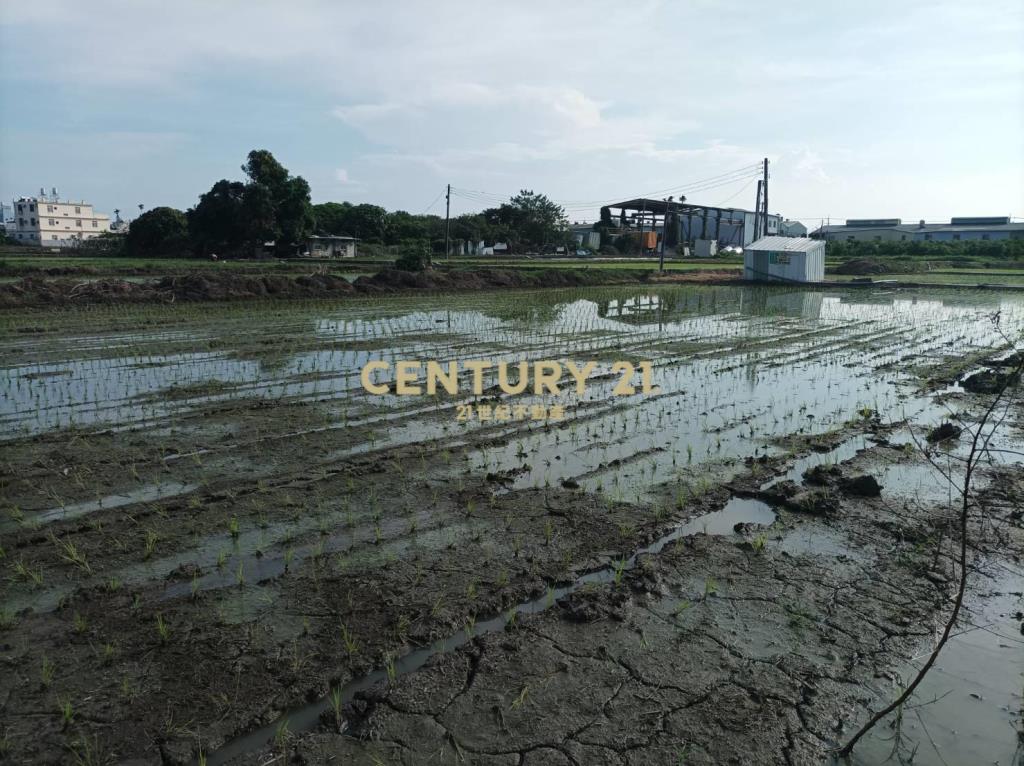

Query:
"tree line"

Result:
[[825, 237, 1024, 260], [110, 149, 573, 259]]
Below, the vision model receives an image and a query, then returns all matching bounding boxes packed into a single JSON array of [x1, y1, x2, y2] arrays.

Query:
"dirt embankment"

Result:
[[0, 268, 678, 309]]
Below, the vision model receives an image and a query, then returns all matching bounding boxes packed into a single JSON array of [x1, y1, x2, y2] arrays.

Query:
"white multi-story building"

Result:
[[11, 193, 111, 247]]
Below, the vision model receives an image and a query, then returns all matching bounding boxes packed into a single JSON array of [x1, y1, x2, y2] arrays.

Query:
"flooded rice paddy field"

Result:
[[0, 284, 1022, 765]]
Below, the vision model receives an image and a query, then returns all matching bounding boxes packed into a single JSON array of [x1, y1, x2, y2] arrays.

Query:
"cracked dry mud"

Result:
[[243, 450, 1024, 766]]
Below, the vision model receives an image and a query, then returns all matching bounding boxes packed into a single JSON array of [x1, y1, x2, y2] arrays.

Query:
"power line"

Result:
[[715, 177, 758, 207], [449, 161, 765, 211], [421, 189, 445, 215]]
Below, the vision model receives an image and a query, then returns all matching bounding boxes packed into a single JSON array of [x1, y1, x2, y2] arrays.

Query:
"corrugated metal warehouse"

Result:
[[743, 236, 825, 283]]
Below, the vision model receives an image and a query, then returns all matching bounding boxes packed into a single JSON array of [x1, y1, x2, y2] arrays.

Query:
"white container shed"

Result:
[[743, 236, 825, 283], [694, 238, 718, 258]]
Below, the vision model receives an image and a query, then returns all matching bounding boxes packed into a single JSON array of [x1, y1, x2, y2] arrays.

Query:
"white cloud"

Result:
[[1, 0, 1021, 220]]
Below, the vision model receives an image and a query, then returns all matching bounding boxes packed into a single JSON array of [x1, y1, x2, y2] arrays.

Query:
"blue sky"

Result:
[[1, 0, 1022, 227]]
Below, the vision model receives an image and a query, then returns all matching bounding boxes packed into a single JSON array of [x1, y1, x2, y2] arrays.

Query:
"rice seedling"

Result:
[[510, 685, 529, 710], [703, 577, 718, 599], [12, 558, 43, 587], [613, 558, 628, 586], [155, 613, 170, 644], [385, 654, 397, 682], [66, 732, 112, 766], [99, 642, 116, 666], [56, 694, 76, 726], [328, 686, 344, 732], [51, 534, 91, 574], [143, 529, 158, 559], [340, 623, 358, 659], [41, 655, 56, 687], [273, 718, 290, 757]]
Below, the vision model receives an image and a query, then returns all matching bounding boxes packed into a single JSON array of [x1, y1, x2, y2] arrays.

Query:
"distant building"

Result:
[[604, 199, 782, 251], [676, 204, 781, 247], [300, 235, 357, 258], [11, 192, 111, 247], [744, 236, 825, 283], [779, 219, 808, 237], [812, 217, 1024, 243], [569, 224, 601, 250]]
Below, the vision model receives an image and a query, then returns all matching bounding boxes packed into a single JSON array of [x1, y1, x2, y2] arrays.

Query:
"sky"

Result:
[[1, 0, 1022, 228]]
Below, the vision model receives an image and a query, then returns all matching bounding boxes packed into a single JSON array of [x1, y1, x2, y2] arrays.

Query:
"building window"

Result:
[[17, 204, 23, 213], [75, 206, 81, 213], [901, 235, 906, 241], [29, 204, 35, 212], [30, 218, 36, 226], [953, 234, 960, 241], [52, 234, 58, 240], [982, 234, 990, 241], [92, 221, 98, 227], [49, 219, 55, 226], [76, 220, 82, 227]]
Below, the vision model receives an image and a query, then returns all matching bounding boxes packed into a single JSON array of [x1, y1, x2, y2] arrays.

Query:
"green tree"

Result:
[[483, 190, 567, 251], [125, 207, 189, 257], [312, 202, 354, 236], [241, 182, 278, 246], [241, 149, 313, 254], [276, 176, 315, 248], [242, 150, 289, 191], [187, 150, 313, 257], [187, 180, 247, 256]]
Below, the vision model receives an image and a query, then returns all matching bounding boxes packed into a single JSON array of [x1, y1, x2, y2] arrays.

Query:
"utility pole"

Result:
[[659, 198, 669, 272], [638, 198, 646, 256], [762, 157, 769, 238], [753, 180, 763, 240], [444, 184, 451, 261]]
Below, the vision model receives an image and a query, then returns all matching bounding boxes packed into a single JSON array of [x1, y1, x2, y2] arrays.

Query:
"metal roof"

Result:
[[606, 198, 689, 214], [921, 223, 1024, 233], [814, 221, 1024, 235], [745, 236, 823, 252]]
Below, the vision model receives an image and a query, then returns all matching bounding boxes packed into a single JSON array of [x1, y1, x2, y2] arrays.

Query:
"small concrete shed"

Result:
[[301, 235, 358, 258], [743, 236, 825, 283]]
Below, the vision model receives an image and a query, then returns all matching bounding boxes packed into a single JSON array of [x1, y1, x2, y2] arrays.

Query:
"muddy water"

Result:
[[2, 287, 1020, 442], [851, 569, 1024, 766]]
